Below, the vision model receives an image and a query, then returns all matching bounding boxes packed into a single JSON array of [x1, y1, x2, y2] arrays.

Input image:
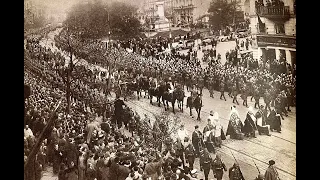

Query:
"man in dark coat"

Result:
[[229, 163, 245, 180], [220, 79, 227, 101], [192, 125, 204, 157], [114, 95, 125, 128], [264, 160, 280, 180], [243, 106, 257, 138], [212, 154, 227, 180], [200, 148, 213, 180], [184, 142, 196, 170], [267, 107, 281, 133], [255, 105, 271, 136]]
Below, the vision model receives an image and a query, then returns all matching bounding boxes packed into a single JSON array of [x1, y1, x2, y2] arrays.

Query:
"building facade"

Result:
[[24, 0, 47, 28], [248, 0, 296, 66]]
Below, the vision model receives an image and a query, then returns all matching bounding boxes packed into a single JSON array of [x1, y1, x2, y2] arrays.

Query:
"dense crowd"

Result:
[[24, 25, 293, 180]]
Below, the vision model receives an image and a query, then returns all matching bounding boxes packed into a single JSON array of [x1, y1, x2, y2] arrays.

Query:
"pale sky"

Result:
[[29, 0, 145, 14]]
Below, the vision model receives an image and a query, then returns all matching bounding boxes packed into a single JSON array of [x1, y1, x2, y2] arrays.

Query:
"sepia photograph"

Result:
[[24, 0, 296, 179]]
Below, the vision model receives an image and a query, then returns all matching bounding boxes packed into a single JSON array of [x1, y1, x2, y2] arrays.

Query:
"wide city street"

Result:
[[39, 29, 296, 180]]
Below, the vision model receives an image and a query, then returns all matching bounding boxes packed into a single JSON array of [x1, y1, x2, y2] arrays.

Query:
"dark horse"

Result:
[[126, 81, 140, 99], [174, 88, 185, 113], [137, 77, 150, 100], [187, 93, 203, 121], [162, 87, 185, 114], [149, 83, 166, 107]]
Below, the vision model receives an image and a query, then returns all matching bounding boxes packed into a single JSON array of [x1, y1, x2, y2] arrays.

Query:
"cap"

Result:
[[269, 160, 275, 165]]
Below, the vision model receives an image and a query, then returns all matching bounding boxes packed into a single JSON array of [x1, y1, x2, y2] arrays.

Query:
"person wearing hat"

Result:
[[229, 163, 245, 180], [219, 77, 227, 101], [267, 107, 281, 133], [184, 140, 196, 170], [253, 84, 260, 109], [212, 154, 227, 180], [200, 148, 213, 180], [264, 160, 279, 180], [243, 106, 257, 138], [192, 125, 204, 157], [255, 105, 271, 136]]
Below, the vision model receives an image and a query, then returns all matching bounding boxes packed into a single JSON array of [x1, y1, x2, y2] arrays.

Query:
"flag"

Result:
[[256, 13, 265, 33]]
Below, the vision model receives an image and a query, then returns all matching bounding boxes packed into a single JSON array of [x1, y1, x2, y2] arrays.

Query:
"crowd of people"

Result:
[[24, 24, 293, 180]]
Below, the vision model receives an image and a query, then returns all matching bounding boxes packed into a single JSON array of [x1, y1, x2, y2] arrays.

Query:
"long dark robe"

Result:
[[242, 113, 257, 134], [226, 113, 244, 140], [264, 165, 279, 180], [267, 110, 281, 132]]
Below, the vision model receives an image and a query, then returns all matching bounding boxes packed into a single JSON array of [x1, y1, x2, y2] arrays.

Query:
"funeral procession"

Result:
[[24, 0, 296, 180]]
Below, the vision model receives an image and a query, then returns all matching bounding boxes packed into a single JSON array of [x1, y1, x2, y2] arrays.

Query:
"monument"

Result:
[[154, 0, 170, 32]]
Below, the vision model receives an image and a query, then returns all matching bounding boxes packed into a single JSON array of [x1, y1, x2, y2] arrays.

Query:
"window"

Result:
[[275, 23, 285, 34]]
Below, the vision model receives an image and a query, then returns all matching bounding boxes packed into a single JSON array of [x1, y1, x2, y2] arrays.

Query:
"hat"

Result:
[[191, 169, 198, 174], [269, 160, 275, 165], [195, 125, 199, 129], [209, 110, 214, 116]]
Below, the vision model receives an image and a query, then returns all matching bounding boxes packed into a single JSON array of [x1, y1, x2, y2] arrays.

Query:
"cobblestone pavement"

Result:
[[40, 30, 295, 180]]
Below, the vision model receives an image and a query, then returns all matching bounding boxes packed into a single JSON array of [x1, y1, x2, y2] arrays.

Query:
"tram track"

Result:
[[40, 31, 295, 178], [123, 97, 296, 178]]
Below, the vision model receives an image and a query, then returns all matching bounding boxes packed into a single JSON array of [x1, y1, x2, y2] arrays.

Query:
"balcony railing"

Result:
[[256, 6, 290, 19]]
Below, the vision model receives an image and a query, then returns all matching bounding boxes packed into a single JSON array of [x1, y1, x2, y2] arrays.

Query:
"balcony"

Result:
[[256, 6, 291, 20]]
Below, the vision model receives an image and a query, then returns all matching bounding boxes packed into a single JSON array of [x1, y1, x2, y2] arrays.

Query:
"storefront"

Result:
[[256, 34, 296, 68]]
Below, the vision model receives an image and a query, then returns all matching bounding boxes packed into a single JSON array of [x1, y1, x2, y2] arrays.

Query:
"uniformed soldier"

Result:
[[220, 77, 227, 101], [241, 84, 248, 107], [212, 154, 227, 180], [232, 84, 239, 105], [208, 76, 214, 98], [192, 125, 204, 157], [184, 142, 196, 170], [253, 85, 260, 109], [264, 89, 272, 112], [229, 163, 245, 180], [197, 75, 204, 95], [200, 148, 213, 180]]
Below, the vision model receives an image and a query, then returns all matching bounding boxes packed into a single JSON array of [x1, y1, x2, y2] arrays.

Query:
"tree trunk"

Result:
[[66, 70, 71, 114]]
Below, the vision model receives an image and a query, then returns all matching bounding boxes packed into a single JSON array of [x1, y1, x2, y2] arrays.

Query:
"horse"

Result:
[[126, 81, 139, 99], [149, 86, 161, 106], [173, 88, 185, 113], [137, 77, 150, 99], [162, 90, 175, 113], [187, 93, 203, 121]]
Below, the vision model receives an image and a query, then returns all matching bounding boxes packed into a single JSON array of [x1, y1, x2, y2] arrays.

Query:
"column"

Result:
[[261, 48, 267, 68], [275, 48, 280, 60], [285, 50, 292, 65], [257, 48, 263, 63]]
